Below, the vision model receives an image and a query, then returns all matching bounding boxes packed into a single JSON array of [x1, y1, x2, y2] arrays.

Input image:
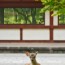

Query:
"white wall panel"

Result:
[[23, 29, 50, 40], [0, 29, 20, 40], [45, 11, 50, 26], [53, 29, 65, 40], [53, 11, 58, 26]]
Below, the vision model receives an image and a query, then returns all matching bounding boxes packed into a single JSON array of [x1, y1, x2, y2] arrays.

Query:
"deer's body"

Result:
[[25, 51, 40, 65], [25, 60, 40, 65]]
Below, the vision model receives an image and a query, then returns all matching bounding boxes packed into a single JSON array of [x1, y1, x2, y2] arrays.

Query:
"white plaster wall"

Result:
[[45, 11, 50, 26], [0, 29, 65, 47], [53, 11, 58, 26], [53, 29, 65, 40], [23, 29, 50, 40], [0, 29, 20, 40]]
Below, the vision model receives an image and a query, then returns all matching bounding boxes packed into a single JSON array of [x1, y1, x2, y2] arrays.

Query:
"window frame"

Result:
[[0, 1, 45, 28]]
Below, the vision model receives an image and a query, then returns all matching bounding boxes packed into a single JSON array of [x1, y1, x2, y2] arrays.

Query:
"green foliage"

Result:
[[40, 0, 65, 24], [40, 0, 65, 16], [59, 15, 65, 24], [4, 8, 44, 24]]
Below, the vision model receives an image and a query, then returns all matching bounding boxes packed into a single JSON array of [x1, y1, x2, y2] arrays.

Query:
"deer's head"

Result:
[[25, 51, 38, 61]]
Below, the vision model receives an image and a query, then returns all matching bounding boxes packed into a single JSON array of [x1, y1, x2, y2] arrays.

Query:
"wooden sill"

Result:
[[0, 25, 50, 29]]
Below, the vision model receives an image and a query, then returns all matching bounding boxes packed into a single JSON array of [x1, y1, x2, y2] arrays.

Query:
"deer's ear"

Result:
[[25, 51, 30, 56]]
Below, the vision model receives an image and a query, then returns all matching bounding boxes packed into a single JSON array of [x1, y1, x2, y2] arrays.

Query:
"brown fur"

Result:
[[25, 63, 40, 65]]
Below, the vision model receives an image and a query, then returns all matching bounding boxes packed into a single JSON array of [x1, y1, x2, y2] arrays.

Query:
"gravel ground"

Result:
[[0, 53, 65, 65]]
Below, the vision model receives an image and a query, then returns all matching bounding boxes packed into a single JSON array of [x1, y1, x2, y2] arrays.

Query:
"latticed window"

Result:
[[0, 8, 44, 24], [59, 15, 65, 24]]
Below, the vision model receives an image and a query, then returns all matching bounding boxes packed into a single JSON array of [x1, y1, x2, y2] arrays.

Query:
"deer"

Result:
[[25, 51, 40, 65]]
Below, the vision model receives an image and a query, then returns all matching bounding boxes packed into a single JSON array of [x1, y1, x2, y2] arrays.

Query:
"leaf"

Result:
[[40, 5, 50, 13]]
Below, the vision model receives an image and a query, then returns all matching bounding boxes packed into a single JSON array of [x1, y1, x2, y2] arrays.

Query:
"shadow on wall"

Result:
[[0, 47, 65, 53]]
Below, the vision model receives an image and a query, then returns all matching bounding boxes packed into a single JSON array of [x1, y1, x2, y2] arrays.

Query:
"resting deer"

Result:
[[25, 51, 40, 65]]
